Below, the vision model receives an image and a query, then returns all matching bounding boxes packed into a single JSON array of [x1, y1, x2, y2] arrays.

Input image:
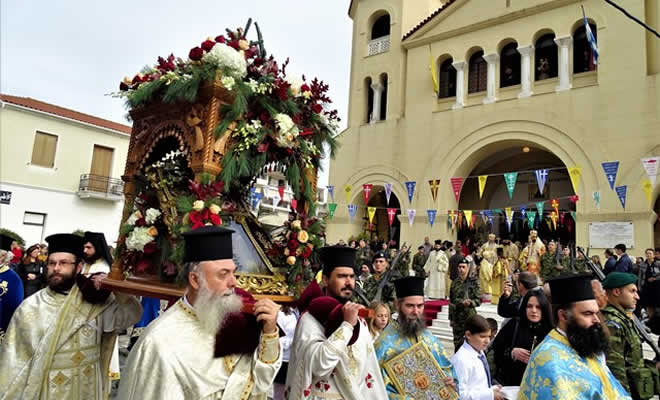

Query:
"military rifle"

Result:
[[577, 246, 660, 359], [374, 242, 409, 303]]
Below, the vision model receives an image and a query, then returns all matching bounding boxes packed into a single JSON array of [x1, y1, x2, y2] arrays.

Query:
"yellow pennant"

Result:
[[505, 207, 513, 221], [568, 167, 582, 193], [463, 210, 473, 227], [344, 185, 352, 204], [550, 211, 558, 230], [478, 175, 488, 198], [642, 179, 653, 204], [368, 206, 377, 223]]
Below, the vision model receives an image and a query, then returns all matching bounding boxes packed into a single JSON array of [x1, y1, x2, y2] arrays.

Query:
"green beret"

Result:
[[602, 272, 638, 289]]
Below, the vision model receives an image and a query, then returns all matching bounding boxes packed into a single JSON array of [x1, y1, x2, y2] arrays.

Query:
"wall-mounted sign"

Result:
[[0, 191, 11, 205]]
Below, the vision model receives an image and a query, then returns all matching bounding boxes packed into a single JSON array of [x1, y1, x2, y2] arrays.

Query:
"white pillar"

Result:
[[482, 53, 499, 104], [555, 36, 573, 92], [370, 82, 383, 123], [517, 45, 534, 98], [452, 61, 466, 109]]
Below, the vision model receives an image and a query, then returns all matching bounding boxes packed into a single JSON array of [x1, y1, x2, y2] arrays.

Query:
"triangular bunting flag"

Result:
[[290, 198, 298, 211], [527, 210, 537, 229], [478, 175, 488, 199], [503, 172, 518, 199], [560, 212, 566, 226], [593, 191, 601, 211], [367, 206, 377, 223], [344, 185, 352, 204], [571, 211, 577, 222], [272, 193, 281, 207], [550, 211, 558, 230], [601, 161, 619, 190], [450, 177, 464, 203], [427, 209, 437, 227], [407, 209, 416, 227], [615, 185, 627, 209], [535, 169, 548, 195], [363, 184, 373, 204], [568, 166, 582, 193], [387, 208, 397, 226], [428, 179, 441, 202], [326, 185, 335, 202], [384, 183, 393, 205], [278, 185, 285, 200], [328, 203, 337, 218], [405, 181, 416, 203], [642, 179, 653, 205], [536, 201, 544, 217], [642, 156, 660, 186], [505, 207, 513, 232], [347, 205, 357, 222], [569, 195, 579, 204], [463, 210, 473, 228], [520, 206, 527, 218], [551, 198, 559, 215], [471, 215, 478, 229]]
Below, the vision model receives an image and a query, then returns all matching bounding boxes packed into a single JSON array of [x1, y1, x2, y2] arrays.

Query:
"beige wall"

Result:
[[330, 0, 660, 252], [0, 105, 129, 191]]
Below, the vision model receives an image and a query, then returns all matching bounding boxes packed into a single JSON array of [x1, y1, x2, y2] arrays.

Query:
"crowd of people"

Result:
[[1, 227, 659, 399]]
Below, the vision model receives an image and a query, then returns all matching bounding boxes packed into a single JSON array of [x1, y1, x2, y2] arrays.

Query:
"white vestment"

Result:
[[285, 312, 388, 400], [0, 287, 142, 400], [118, 298, 282, 400], [423, 249, 449, 299]]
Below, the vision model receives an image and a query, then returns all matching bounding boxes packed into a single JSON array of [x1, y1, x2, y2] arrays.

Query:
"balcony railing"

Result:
[[77, 174, 124, 201], [367, 36, 390, 57]]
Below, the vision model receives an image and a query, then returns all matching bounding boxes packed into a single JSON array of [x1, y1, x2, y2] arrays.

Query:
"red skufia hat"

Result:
[[307, 296, 360, 346], [214, 287, 261, 358]]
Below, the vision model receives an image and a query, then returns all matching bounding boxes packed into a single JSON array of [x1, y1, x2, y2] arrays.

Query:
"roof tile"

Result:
[[402, 0, 457, 41]]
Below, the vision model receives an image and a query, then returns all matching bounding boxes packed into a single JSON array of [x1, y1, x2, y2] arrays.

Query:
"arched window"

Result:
[[573, 23, 597, 73], [500, 42, 521, 87], [371, 14, 390, 39], [438, 58, 456, 98], [535, 33, 558, 81], [365, 77, 374, 123], [379, 73, 388, 121], [468, 50, 487, 94]]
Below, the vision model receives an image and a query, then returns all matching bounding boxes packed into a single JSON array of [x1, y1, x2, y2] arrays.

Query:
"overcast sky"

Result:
[[2, 1, 352, 186]]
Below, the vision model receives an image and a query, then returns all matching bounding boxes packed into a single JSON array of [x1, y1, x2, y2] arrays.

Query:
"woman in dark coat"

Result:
[[492, 290, 553, 386], [16, 244, 46, 297]]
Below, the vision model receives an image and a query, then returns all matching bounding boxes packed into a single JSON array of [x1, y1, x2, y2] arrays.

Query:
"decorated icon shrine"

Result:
[[102, 19, 339, 301]]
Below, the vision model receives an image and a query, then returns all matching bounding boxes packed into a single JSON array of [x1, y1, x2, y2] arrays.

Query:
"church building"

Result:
[[328, 0, 660, 250]]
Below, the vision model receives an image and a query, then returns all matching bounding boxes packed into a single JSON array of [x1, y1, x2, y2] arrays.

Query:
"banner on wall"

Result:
[[427, 209, 437, 227], [601, 161, 619, 190], [407, 209, 416, 226], [405, 181, 416, 203], [344, 185, 352, 204], [363, 184, 373, 204], [451, 177, 464, 203], [642, 156, 660, 186], [429, 179, 441, 202], [615, 185, 627, 209], [347, 205, 357, 222], [387, 208, 397, 226], [568, 166, 582, 193]]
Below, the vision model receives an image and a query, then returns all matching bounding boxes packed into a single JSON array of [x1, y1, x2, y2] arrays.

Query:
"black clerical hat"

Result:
[[46, 234, 84, 259], [547, 274, 595, 304], [394, 276, 425, 298], [84, 231, 113, 266], [0, 234, 12, 251], [320, 246, 356, 276], [182, 226, 234, 262]]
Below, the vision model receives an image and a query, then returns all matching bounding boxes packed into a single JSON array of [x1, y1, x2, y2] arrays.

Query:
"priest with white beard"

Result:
[[118, 226, 282, 399]]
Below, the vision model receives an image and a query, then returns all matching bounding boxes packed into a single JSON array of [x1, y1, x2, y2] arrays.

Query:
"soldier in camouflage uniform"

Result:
[[392, 245, 411, 277], [559, 246, 576, 274], [411, 246, 427, 278], [357, 251, 398, 310], [355, 240, 372, 272], [449, 258, 481, 351], [540, 241, 564, 282], [602, 272, 659, 399]]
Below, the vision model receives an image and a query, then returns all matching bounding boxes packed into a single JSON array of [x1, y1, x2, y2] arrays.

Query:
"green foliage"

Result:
[[214, 81, 250, 139], [176, 195, 195, 213], [199, 173, 214, 185], [126, 79, 165, 109], [285, 163, 301, 197], [119, 224, 135, 236], [72, 229, 85, 237], [0, 228, 24, 246]]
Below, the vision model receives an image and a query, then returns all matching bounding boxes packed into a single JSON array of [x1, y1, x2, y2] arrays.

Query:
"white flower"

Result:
[[125, 227, 155, 252], [145, 208, 161, 224], [193, 200, 205, 212], [209, 204, 221, 215], [202, 43, 247, 78], [126, 210, 142, 226], [221, 76, 235, 90], [286, 76, 303, 97], [273, 113, 300, 148]]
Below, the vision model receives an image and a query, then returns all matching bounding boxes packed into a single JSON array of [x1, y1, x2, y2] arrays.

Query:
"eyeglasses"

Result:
[[47, 260, 76, 268]]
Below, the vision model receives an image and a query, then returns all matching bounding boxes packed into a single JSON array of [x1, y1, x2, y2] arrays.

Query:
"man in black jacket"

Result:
[[497, 271, 539, 318]]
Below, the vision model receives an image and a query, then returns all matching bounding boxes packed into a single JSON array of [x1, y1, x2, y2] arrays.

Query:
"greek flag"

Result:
[[582, 6, 599, 64]]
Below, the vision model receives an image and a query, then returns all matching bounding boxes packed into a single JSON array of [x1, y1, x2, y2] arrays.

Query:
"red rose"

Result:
[[290, 232, 298, 241], [189, 47, 203, 61], [201, 208, 210, 220], [136, 258, 152, 273], [299, 128, 314, 137], [215, 35, 226, 43], [287, 240, 298, 251], [228, 40, 240, 50], [210, 213, 222, 225], [312, 103, 323, 114], [189, 211, 202, 225], [301, 246, 312, 259], [245, 46, 258, 59], [131, 75, 142, 85], [257, 142, 270, 153], [143, 242, 157, 255], [201, 39, 215, 52], [135, 217, 147, 227], [301, 84, 310, 92]]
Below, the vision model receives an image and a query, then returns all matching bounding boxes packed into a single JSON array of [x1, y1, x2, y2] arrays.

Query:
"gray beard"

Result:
[[397, 314, 426, 338], [194, 285, 243, 335]]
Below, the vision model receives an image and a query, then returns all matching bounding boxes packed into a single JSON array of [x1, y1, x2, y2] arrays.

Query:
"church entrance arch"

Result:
[[455, 140, 576, 247]]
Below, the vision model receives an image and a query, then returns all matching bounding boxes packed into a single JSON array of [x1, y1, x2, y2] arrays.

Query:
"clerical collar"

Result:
[[183, 294, 195, 310], [556, 327, 567, 337]]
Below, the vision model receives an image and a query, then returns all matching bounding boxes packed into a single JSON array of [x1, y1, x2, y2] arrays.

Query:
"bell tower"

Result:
[[346, 0, 445, 128]]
